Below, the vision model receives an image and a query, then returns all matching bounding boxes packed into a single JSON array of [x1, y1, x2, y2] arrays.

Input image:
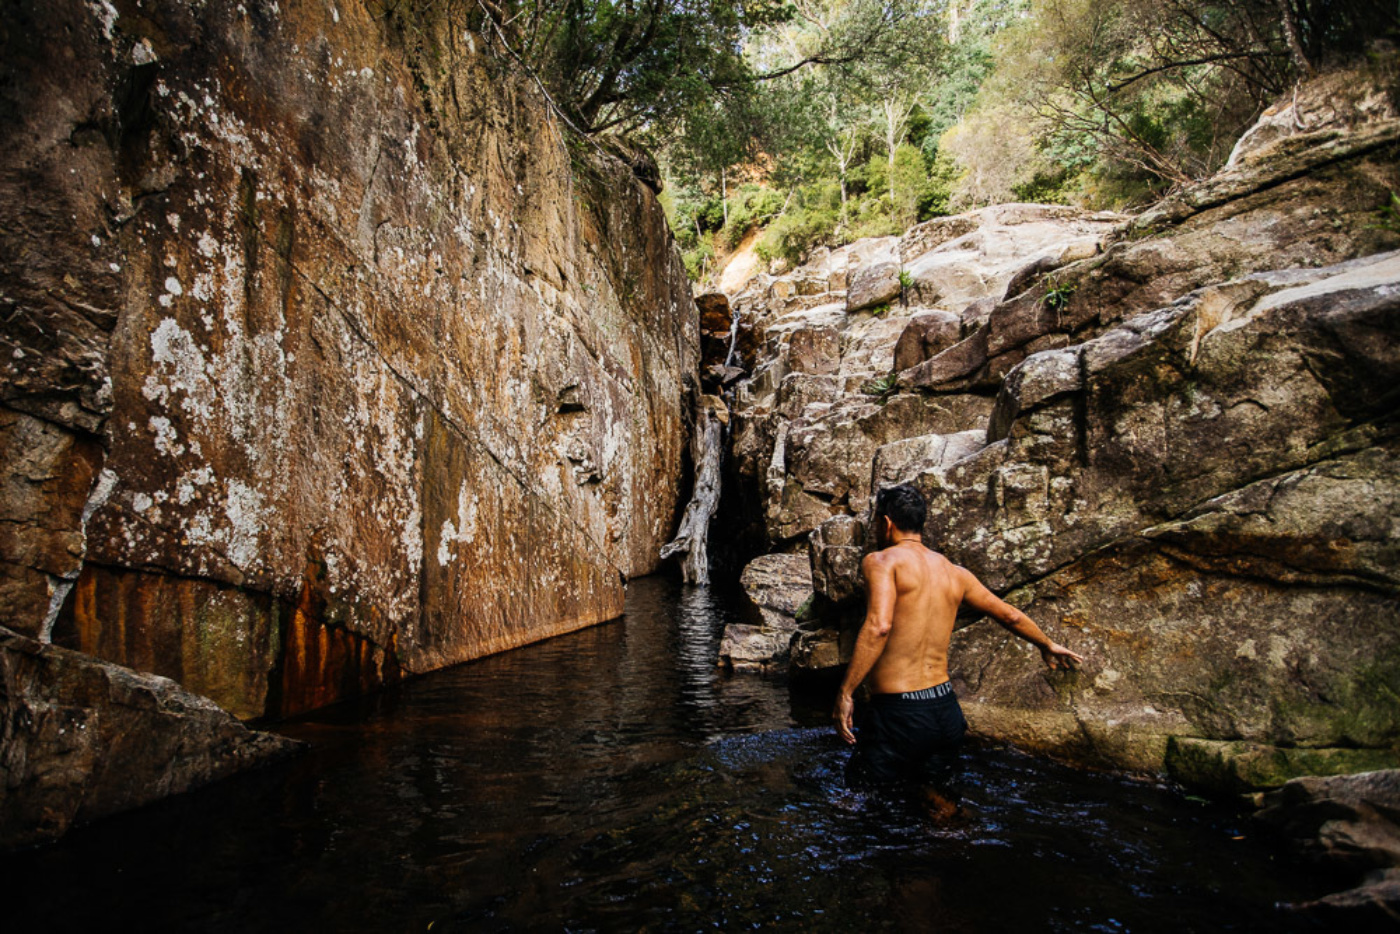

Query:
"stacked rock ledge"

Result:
[[713, 63, 1400, 794]]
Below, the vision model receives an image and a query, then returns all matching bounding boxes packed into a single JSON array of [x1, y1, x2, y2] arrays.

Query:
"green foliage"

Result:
[[484, 0, 793, 138], [722, 185, 786, 248], [861, 372, 900, 401], [957, 0, 1399, 205], [1012, 166, 1079, 205], [898, 268, 915, 290], [654, 0, 1399, 273], [682, 238, 716, 281], [1369, 191, 1400, 234], [1041, 273, 1076, 313], [757, 204, 841, 266]]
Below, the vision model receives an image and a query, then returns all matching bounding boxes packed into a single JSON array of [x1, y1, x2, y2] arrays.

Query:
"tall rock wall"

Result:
[[723, 62, 1400, 790], [0, 0, 697, 721]]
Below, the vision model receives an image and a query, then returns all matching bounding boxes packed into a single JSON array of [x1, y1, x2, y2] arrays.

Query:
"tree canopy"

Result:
[[430, 0, 1399, 277]]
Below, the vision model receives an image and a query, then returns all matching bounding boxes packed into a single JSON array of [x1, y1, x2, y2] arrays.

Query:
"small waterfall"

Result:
[[723, 301, 740, 368]]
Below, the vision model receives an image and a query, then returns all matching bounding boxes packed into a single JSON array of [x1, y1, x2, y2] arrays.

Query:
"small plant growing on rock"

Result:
[[869, 301, 892, 317], [1368, 190, 1400, 234], [897, 268, 914, 306], [1041, 273, 1077, 315], [862, 372, 899, 402]]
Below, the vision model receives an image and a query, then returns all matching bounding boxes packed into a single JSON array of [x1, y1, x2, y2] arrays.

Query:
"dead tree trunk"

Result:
[[660, 397, 726, 585]]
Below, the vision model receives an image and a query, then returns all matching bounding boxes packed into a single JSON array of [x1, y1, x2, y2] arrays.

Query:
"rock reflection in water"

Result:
[[6, 577, 1328, 932]]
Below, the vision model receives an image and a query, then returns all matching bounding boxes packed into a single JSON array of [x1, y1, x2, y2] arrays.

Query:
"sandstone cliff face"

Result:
[[723, 64, 1400, 788], [0, 0, 697, 723]]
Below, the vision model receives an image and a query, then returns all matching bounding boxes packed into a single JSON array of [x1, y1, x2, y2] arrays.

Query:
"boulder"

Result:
[[0, 626, 302, 849], [787, 326, 841, 376], [892, 310, 962, 372], [986, 347, 1082, 443], [846, 262, 902, 313], [897, 327, 990, 391], [719, 554, 813, 671], [809, 515, 868, 606], [790, 625, 850, 676], [871, 430, 988, 496], [770, 392, 994, 541], [1256, 770, 1400, 870], [696, 292, 734, 336]]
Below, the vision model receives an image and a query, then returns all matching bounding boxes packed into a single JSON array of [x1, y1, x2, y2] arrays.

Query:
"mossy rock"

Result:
[[1165, 737, 1400, 796]]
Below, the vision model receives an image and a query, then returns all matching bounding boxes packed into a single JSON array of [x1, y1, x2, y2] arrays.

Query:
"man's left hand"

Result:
[[833, 692, 856, 744]]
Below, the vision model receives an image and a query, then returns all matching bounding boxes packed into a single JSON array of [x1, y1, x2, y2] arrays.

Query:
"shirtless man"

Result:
[[834, 483, 1084, 787]]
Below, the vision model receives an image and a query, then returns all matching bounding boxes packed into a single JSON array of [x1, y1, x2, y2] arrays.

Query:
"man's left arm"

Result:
[[834, 552, 897, 744]]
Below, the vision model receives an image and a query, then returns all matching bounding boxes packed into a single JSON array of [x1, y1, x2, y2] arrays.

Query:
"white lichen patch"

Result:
[[87, 0, 118, 40], [144, 319, 214, 419], [437, 481, 479, 566], [158, 275, 184, 308], [175, 465, 215, 505], [223, 479, 266, 569], [132, 37, 157, 65], [148, 414, 184, 456]]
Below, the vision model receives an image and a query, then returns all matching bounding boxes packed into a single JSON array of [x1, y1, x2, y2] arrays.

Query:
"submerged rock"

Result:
[[0, 626, 301, 850]]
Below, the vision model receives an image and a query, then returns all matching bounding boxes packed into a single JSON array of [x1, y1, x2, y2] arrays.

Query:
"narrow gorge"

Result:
[[2, 4, 1399, 923]]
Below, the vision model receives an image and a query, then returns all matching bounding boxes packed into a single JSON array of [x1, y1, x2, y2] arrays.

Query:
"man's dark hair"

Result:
[[874, 483, 926, 533]]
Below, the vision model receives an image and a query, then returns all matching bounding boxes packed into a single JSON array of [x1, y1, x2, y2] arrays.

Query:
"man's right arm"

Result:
[[833, 552, 897, 744], [955, 566, 1083, 670]]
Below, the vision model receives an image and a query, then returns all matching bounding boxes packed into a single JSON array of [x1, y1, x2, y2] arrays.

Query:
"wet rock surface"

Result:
[[719, 66, 1400, 787], [719, 554, 812, 670], [0, 625, 301, 849], [1256, 770, 1400, 925]]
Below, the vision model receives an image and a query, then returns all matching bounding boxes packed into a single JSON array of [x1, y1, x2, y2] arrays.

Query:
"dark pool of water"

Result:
[[8, 577, 1338, 931]]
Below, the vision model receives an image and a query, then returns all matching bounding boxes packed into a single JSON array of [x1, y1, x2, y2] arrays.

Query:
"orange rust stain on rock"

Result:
[[272, 557, 401, 719], [54, 564, 279, 720]]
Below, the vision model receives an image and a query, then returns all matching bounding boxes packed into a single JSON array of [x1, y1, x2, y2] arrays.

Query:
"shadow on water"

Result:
[[6, 577, 1335, 932]]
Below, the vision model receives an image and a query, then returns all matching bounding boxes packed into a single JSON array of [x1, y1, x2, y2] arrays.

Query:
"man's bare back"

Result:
[[833, 485, 1083, 769]]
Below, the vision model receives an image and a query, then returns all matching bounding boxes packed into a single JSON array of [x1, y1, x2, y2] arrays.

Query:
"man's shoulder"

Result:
[[866, 544, 954, 575]]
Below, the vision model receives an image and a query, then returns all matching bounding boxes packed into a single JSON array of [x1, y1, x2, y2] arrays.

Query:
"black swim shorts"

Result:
[[846, 681, 968, 788]]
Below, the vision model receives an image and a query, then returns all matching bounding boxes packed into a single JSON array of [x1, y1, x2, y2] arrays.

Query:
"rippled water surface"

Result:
[[10, 577, 1332, 931]]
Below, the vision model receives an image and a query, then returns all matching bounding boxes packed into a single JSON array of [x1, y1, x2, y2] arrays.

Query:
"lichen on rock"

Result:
[[0, 0, 699, 840], [718, 65, 1400, 791]]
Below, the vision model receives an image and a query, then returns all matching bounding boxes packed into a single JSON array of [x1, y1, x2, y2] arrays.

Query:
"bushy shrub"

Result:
[[757, 203, 839, 266], [722, 185, 786, 247], [682, 238, 716, 281]]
